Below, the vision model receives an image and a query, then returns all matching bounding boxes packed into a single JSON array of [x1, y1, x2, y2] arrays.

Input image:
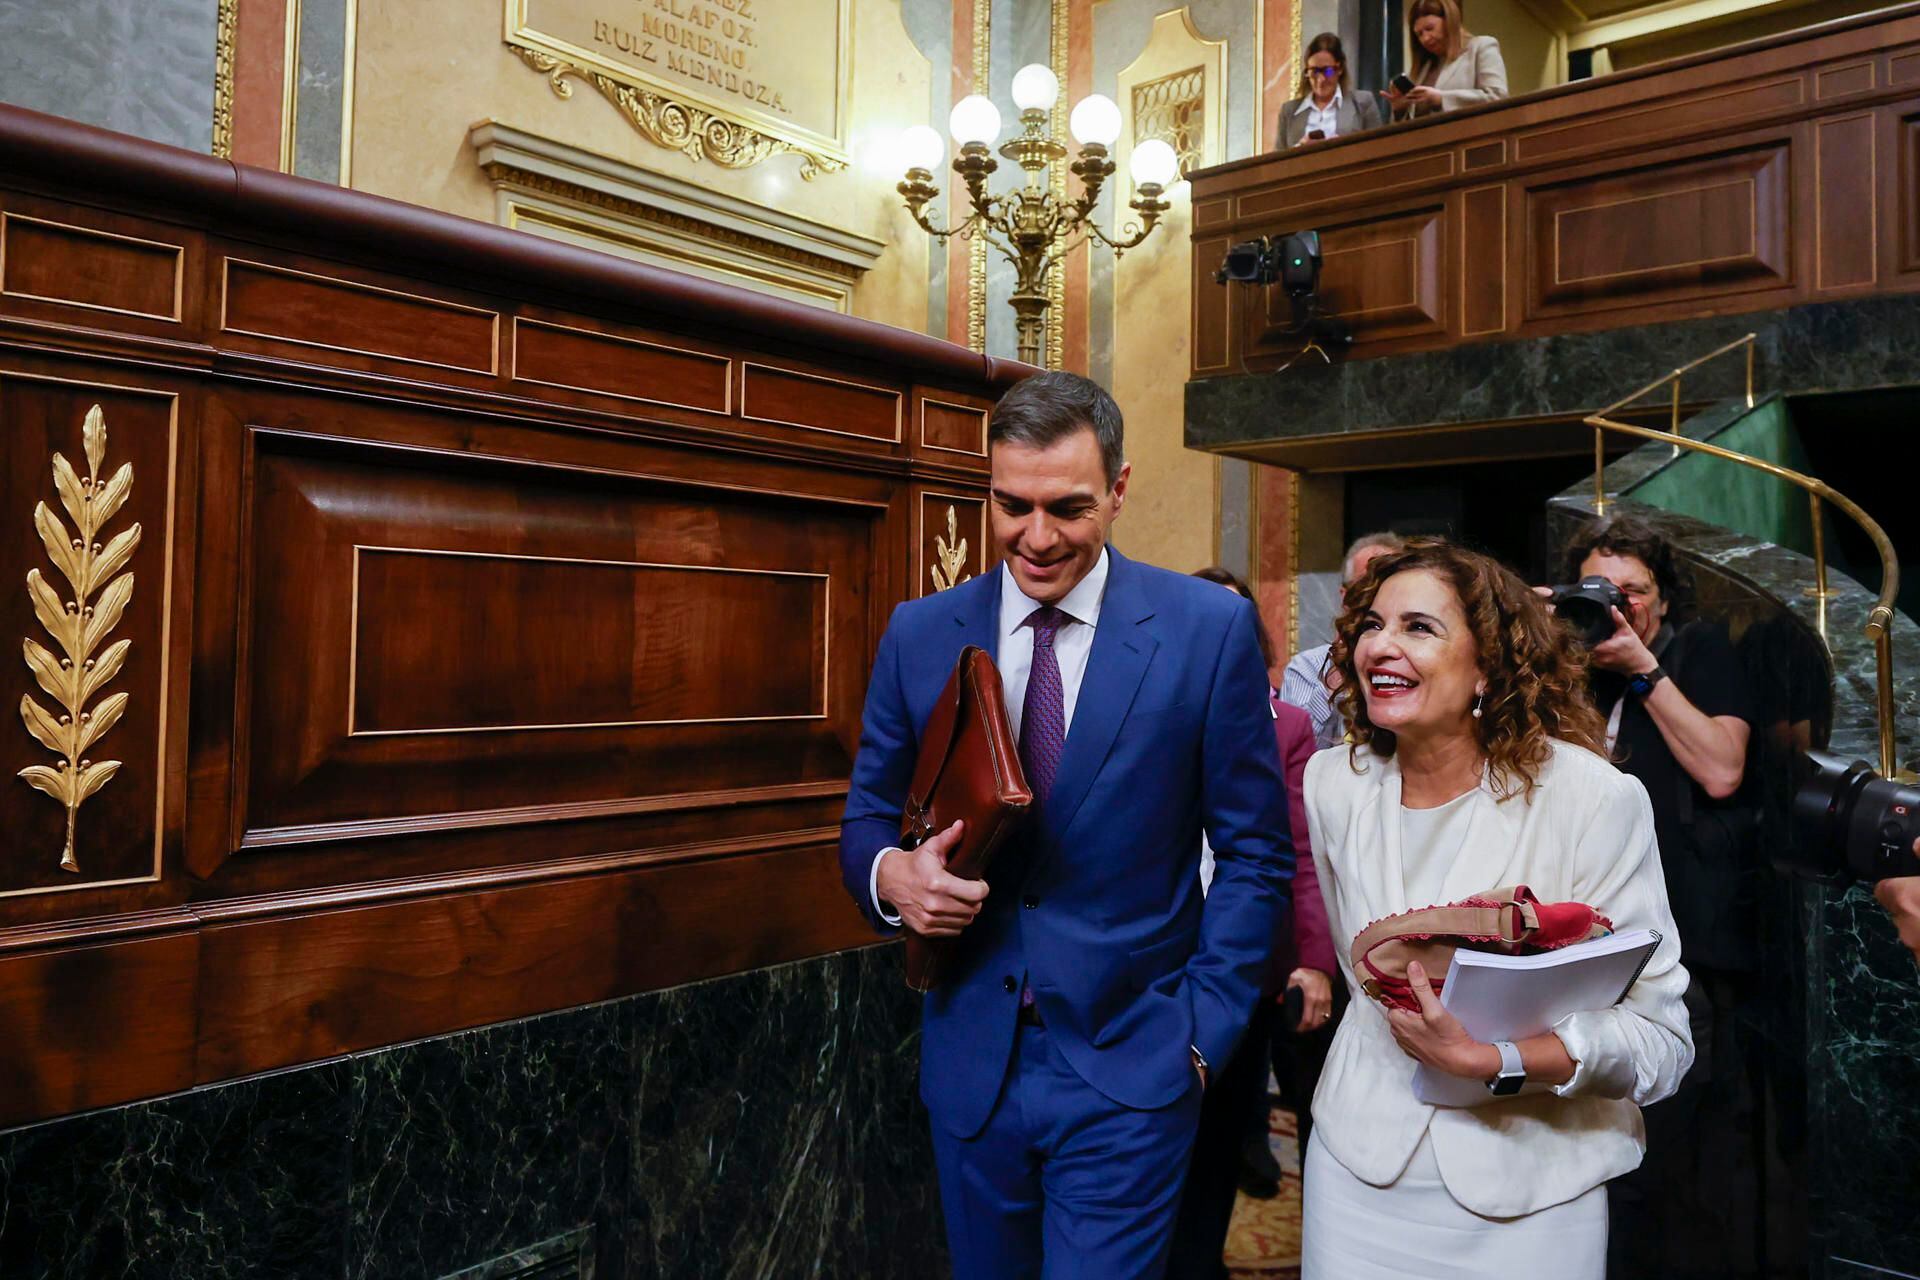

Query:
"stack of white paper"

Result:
[[1413, 929, 1662, 1107]]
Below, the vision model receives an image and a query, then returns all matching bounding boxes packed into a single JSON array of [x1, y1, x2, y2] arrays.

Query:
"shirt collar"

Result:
[[999, 546, 1110, 638], [1296, 88, 1342, 114]]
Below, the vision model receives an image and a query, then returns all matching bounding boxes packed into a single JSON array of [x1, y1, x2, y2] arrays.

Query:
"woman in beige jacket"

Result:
[[1301, 540, 1692, 1279], [1384, 0, 1508, 118]]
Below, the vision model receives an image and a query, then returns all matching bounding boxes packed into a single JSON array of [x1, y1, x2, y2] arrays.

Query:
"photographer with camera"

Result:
[[1547, 514, 1758, 1280]]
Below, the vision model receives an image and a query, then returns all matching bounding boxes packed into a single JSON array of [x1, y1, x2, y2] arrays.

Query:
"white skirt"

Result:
[[1302, 1129, 1608, 1279]]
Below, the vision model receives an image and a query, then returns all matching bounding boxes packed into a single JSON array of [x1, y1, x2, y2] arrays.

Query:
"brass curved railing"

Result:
[[1584, 333, 1902, 776]]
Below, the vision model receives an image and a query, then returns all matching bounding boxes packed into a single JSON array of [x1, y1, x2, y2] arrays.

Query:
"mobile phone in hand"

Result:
[[1282, 983, 1306, 1032], [1390, 72, 1416, 94], [1305, 128, 1325, 141]]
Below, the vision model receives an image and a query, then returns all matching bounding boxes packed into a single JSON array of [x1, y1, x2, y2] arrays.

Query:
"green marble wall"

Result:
[[0, 946, 941, 1280], [1627, 397, 1818, 558]]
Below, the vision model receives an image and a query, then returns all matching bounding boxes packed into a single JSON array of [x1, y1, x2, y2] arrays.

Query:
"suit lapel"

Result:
[[1042, 550, 1157, 840], [1337, 95, 1359, 135], [1375, 760, 1410, 913], [949, 567, 1000, 659]]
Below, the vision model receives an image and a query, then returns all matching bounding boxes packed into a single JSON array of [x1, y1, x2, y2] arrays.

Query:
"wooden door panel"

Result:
[[237, 429, 875, 846]]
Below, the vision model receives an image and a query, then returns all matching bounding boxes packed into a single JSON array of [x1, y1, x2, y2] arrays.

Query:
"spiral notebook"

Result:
[[1412, 928, 1662, 1108]]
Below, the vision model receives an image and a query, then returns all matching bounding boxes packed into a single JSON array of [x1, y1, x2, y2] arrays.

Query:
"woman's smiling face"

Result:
[[1353, 567, 1484, 743]]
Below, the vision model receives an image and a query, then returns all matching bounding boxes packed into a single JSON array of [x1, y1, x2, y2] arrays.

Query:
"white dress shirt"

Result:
[[869, 549, 1111, 922], [1279, 643, 1343, 749], [1297, 89, 1344, 140]]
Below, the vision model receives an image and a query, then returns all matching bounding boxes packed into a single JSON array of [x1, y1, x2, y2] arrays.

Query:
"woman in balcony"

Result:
[[1384, 0, 1508, 119], [1277, 33, 1385, 148]]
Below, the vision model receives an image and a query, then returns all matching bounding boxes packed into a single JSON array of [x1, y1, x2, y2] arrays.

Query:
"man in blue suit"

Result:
[[839, 371, 1291, 1279]]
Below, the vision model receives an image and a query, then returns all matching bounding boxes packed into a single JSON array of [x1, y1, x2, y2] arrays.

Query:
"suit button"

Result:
[[1023, 895, 1039, 909], [1003, 976, 1017, 993]]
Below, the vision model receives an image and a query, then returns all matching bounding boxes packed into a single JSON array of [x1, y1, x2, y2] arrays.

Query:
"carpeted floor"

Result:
[[1223, 1105, 1304, 1279]]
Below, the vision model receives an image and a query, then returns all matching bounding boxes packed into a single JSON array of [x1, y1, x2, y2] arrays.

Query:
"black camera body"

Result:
[[1548, 575, 1629, 647], [1790, 753, 1920, 883], [1215, 230, 1322, 293]]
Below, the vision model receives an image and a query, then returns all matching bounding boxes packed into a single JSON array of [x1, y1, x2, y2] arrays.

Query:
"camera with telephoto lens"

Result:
[[1788, 753, 1920, 883], [1546, 575, 1630, 647]]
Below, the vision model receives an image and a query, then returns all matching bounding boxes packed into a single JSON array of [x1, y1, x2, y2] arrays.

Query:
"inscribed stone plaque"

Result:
[[506, 0, 848, 171]]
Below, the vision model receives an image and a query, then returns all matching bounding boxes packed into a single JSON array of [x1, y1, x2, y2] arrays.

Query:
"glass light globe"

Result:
[[949, 94, 1002, 145], [1130, 138, 1180, 188], [899, 124, 945, 172], [1069, 94, 1122, 147], [1010, 64, 1061, 112]]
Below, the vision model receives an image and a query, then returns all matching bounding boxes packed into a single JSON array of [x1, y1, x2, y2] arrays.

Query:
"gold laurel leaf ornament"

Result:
[[931, 505, 972, 593], [18, 404, 139, 873]]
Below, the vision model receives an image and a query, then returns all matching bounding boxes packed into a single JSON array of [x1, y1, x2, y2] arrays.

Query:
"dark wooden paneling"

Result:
[[222, 259, 500, 375], [0, 213, 182, 321], [239, 429, 874, 844], [915, 489, 990, 599], [1254, 209, 1444, 350], [918, 396, 989, 458], [195, 841, 870, 1081], [1817, 60, 1877, 101], [350, 548, 827, 733], [0, 99, 1018, 1130], [1238, 152, 1454, 219], [1188, 7, 1920, 369], [1462, 140, 1506, 172], [1818, 113, 1879, 290], [1527, 145, 1790, 315], [1460, 185, 1508, 336], [509, 317, 731, 414], [0, 932, 198, 1128], [0, 374, 178, 897], [1515, 78, 1804, 163], [740, 361, 902, 446], [1192, 234, 1234, 375]]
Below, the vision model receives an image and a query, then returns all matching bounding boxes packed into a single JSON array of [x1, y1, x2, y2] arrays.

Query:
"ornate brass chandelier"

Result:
[[897, 65, 1180, 367]]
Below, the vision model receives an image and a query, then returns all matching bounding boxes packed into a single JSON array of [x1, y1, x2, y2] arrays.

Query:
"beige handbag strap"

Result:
[[1348, 888, 1542, 968]]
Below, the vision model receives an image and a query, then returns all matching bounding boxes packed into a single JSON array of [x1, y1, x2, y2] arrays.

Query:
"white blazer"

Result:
[[1304, 737, 1693, 1218], [1417, 33, 1509, 114]]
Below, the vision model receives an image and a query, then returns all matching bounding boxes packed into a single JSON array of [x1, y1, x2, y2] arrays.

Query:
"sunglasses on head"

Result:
[[1308, 65, 1341, 78]]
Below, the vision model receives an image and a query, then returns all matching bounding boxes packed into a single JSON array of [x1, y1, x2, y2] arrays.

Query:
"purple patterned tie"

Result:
[[1017, 606, 1067, 1012], [1019, 606, 1068, 804]]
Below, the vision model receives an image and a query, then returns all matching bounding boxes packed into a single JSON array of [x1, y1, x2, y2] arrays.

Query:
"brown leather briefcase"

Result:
[[898, 645, 1033, 992]]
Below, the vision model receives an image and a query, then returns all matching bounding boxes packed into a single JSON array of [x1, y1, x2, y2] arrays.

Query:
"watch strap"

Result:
[[1630, 665, 1668, 696], [1488, 1039, 1526, 1096]]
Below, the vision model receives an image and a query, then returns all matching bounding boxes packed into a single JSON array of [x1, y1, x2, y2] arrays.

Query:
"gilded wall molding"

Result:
[[17, 405, 140, 874], [511, 47, 846, 181], [967, 0, 990, 354], [1047, 0, 1069, 371], [213, 0, 238, 158], [483, 165, 852, 278]]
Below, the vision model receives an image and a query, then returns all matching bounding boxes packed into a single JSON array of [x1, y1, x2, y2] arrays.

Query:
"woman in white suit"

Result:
[[1301, 540, 1693, 1279], [1384, 0, 1508, 119]]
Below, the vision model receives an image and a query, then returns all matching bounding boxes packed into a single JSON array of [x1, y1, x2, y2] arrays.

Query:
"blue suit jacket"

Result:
[[839, 549, 1292, 1138]]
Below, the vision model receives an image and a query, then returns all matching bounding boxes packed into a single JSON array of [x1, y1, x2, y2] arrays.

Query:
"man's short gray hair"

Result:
[[1342, 531, 1406, 582]]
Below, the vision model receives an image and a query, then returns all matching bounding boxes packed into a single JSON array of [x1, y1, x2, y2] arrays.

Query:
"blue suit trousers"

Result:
[[930, 1022, 1204, 1280]]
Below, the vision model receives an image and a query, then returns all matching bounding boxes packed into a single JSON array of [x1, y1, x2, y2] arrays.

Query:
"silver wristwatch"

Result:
[[1487, 1040, 1526, 1096]]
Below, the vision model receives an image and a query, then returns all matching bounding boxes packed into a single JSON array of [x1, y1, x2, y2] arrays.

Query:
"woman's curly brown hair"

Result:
[[1329, 539, 1608, 798]]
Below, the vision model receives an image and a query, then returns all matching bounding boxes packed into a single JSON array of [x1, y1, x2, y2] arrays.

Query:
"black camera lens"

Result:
[[1548, 575, 1628, 648], [1218, 238, 1276, 284], [1789, 752, 1920, 883]]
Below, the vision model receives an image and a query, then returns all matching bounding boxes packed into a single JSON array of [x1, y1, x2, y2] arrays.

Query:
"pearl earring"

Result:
[[1472, 694, 1484, 719]]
